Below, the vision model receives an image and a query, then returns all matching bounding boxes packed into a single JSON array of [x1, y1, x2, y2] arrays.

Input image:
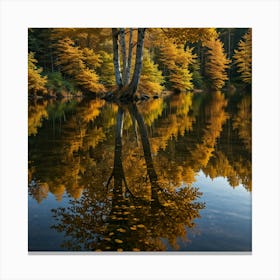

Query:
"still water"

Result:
[[28, 91, 252, 252]]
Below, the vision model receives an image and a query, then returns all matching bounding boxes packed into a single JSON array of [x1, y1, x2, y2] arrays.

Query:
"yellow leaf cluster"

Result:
[[138, 50, 164, 95], [233, 29, 252, 84], [159, 43, 195, 92], [54, 37, 105, 93], [28, 52, 47, 95], [204, 39, 231, 89]]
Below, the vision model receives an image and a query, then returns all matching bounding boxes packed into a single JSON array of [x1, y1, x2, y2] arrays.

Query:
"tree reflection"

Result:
[[51, 102, 205, 251]]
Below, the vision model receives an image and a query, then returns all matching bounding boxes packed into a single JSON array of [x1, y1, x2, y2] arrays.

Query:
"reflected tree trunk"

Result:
[[128, 104, 162, 205]]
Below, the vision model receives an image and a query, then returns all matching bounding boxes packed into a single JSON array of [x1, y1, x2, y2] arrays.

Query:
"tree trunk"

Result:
[[119, 28, 128, 85], [127, 28, 146, 95], [126, 28, 134, 85], [112, 28, 123, 89]]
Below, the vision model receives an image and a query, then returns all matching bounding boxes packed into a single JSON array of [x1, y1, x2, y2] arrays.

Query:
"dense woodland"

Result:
[[28, 28, 251, 98]]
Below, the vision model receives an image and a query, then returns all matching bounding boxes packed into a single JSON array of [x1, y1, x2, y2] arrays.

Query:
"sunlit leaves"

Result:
[[138, 50, 164, 95], [162, 28, 218, 45], [54, 37, 105, 93], [158, 43, 195, 92], [28, 101, 48, 136], [76, 68, 105, 93], [204, 39, 231, 89], [233, 29, 252, 84], [97, 50, 116, 88], [28, 52, 47, 95]]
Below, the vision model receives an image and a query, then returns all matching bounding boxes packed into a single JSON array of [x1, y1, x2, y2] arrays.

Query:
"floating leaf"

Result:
[[115, 239, 123, 244], [137, 224, 145, 228], [117, 228, 126, 233]]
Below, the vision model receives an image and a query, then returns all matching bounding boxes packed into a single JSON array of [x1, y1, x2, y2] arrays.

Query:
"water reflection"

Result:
[[28, 90, 251, 251]]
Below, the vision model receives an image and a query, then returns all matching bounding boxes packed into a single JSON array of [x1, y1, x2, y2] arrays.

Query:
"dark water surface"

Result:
[[28, 91, 251, 252]]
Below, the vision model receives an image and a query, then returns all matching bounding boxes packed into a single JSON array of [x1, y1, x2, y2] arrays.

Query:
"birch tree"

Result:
[[112, 28, 146, 98]]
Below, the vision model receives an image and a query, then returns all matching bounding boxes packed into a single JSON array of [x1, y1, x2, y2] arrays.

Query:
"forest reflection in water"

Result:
[[28, 90, 252, 251]]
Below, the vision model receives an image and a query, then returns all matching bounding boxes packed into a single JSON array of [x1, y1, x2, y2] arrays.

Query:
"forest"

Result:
[[28, 28, 251, 99]]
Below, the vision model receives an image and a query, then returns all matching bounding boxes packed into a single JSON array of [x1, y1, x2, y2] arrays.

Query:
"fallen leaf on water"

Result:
[[117, 228, 126, 233], [137, 224, 145, 228]]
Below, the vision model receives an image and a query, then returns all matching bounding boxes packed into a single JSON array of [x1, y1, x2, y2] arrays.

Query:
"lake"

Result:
[[28, 90, 251, 252]]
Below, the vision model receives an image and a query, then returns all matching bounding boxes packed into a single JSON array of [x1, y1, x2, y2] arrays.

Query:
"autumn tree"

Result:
[[204, 39, 231, 89], [233, 29, 252, 84], [28, 52, 47, 95], [138, 49, 164, 95], [54, 37, 105, 93], [158, 43, 195, 92], [112, 28, 146, 98], [96, 50, 115, 88]]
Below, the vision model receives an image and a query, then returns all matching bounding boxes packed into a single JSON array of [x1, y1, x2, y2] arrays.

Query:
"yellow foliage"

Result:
[[97, 50, 115, 87], [162, 28, 218, 45], [28, 52, 47, 95], [82, 47, 102, 68], [138, 50, 164, 95], [158, 43, 195, 92], [204, 39, 231, 89], [76, 68, 105, 93], [55, 37, 84, 75], [233, 29, 252, 84], [28, 101, 48, 136], [54, 37, 105, 93]]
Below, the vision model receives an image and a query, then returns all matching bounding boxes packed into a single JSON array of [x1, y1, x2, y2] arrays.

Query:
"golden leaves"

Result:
[[28, 52, 47, 95], [204, 39, 231, 89], [233, 29, 252, 84]]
